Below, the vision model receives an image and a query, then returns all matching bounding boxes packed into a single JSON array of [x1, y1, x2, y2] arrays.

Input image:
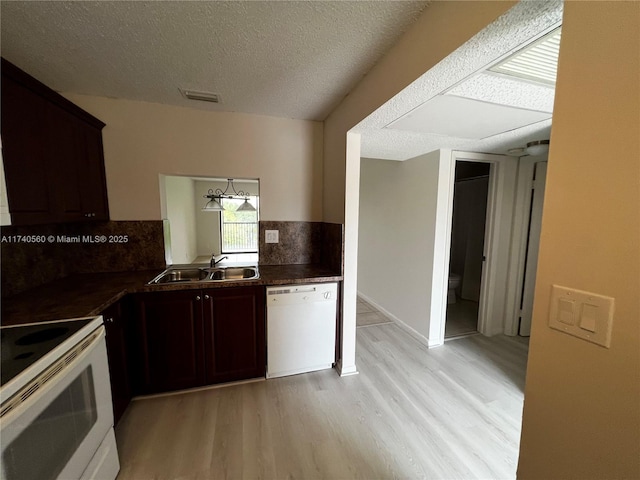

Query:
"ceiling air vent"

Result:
[[489, 27, 561, 86], [179, 89, 220, 103]]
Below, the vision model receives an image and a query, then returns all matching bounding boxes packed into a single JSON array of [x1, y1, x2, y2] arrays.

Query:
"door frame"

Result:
[[518, 161, 547, 336], [436, 150, 517, 343], [504, 155, 548, 335]]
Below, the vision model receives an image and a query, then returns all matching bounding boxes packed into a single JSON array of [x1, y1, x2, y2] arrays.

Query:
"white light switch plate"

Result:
[[265, 230, 279, 244], [549, 285, 614, 348]]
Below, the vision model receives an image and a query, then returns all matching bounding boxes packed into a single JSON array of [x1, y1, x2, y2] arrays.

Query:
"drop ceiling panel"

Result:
[[386, 95, 552, 139]]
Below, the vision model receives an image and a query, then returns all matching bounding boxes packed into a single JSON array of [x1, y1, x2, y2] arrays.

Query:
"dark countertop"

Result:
[[1, 265, 342, 326]]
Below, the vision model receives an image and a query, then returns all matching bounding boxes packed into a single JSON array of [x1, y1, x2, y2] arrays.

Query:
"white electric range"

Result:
[[0, 316, 119, 480]]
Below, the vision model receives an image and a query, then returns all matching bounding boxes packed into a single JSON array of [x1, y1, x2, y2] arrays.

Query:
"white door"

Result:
[[519, 161, 547, 336]]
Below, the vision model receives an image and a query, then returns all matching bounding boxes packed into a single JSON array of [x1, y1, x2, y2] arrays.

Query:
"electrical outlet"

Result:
[[265, 230, 279, 244]]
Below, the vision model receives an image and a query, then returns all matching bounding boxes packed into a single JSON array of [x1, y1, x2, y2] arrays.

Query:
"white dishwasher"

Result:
[[266, 283, 337, 378]]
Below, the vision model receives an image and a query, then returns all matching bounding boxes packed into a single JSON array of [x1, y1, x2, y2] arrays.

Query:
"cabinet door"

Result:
[[77, 126, 109, 221], [202, 286, 266, 384], [46, 104, 109, 222], [135, 291, 206, 394], [47, 104, 84, 222], [0, 74, 56, 224], [0, 59, 109, 225], [102, 300, 132, 425]]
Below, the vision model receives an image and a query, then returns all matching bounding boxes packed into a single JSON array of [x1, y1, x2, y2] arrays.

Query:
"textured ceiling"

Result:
[[0, 1, 428, 121], [1, 0, 565, 160], [356, 0, 564, 160]]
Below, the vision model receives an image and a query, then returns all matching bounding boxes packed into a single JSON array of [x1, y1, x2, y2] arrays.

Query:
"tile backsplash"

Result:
[[2, 219, 343, 297], [259, 221, 343, 273], [259, 221, 322, 265], [1, 221, 165, 297], [321, 222, 344, 274]]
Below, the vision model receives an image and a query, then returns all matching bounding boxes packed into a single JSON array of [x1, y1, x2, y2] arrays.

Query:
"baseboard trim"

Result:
[[132, 377, 265, 400], [357, 292, 443, 349], [335, 359, 359, 377]]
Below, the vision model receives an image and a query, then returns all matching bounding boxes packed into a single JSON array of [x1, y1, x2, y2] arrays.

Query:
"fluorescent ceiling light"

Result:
[[489, 27, 561, 86]]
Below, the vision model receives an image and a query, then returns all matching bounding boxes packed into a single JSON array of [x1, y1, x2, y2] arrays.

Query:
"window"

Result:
[[220, 196, 258, 253]]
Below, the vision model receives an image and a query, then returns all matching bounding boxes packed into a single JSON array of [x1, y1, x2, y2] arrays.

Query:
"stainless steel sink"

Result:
[[148, 266, 259, 284], [207, 267, 259, 281], [151, 269, 209, 283]]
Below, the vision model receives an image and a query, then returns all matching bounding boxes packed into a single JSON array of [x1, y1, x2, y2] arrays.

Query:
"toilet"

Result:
[[448, 273, 461, 304]]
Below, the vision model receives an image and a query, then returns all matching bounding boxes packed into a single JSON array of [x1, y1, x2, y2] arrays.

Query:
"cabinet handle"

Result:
[[105, 317, 114, 324], [204, 294, 210, 300], [196, 295, 201, 301]]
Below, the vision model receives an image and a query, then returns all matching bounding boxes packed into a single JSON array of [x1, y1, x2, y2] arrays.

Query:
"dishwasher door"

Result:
[[266, 283, 337, 378]]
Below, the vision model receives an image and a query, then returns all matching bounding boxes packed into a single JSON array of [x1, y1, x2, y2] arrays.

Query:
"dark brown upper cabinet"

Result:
[[1, 58, 109, 225]]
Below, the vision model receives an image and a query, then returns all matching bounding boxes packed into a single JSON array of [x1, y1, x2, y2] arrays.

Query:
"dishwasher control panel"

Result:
[[267, 284, 335, 306]]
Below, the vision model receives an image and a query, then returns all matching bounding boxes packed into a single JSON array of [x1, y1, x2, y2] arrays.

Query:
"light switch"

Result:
[[549, 285, 614, 348], [579, 303, 598, 332], [557, 298, 576, 325], [265, 230, 279, 244]]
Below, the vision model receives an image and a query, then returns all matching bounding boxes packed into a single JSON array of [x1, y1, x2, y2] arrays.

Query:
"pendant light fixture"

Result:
[[202, 178, 256, 212], [236, 198, 256, 212], [202, 195, 224, 212]]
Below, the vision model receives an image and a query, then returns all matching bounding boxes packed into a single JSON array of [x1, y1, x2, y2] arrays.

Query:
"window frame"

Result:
[[219, 196, 259, 254]]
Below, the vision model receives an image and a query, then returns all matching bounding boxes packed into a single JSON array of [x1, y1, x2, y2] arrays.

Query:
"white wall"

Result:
[[164, 175, 197, 264], [518, 2, 640, 478], [358, 151, 443, 345], [195, 180, 222, 257], [62, 94, 323, 222]]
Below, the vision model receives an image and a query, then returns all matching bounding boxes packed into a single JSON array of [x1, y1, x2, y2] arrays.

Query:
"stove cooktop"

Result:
[[1, 318, 98, 387]]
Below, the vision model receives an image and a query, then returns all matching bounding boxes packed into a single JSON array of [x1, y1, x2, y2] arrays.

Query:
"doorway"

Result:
[[437, 151, 519, 344], [445, 161, 491, 338]]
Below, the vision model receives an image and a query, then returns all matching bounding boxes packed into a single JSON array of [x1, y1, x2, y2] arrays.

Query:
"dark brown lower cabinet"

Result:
[[134, 286, 265, 395], [102, 299, 133, 425], [134, 290, 205, 394], [203, 287, 266, 384]]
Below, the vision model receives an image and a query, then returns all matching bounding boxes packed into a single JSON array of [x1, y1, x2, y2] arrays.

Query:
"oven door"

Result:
[[0, 326, 114, 480]]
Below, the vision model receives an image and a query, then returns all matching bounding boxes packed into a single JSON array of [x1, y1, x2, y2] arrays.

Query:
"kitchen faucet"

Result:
[[210, 254, 228, 267]]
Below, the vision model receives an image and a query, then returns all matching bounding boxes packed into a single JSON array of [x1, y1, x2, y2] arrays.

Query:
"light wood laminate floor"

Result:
[[356, 296, 393, 327], [115, 325, 529, 480]]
